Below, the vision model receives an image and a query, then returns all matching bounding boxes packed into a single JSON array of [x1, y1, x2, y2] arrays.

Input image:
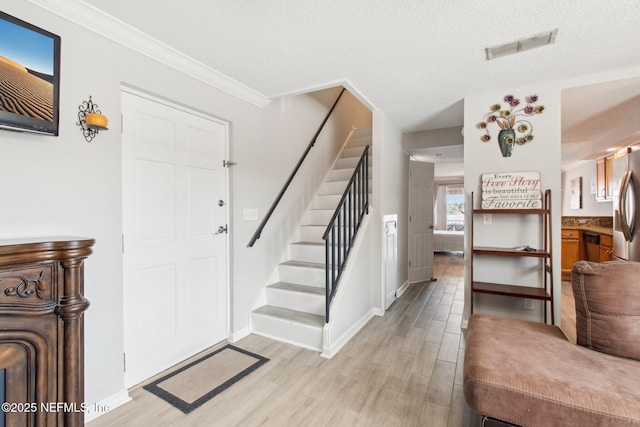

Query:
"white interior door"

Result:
[[408, 161, 434, 283], [122, 89, 228, 387]]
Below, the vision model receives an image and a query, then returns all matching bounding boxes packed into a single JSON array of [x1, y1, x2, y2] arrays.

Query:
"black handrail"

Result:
[[323, 145, 369, 323], [247, 87, 346, 247]]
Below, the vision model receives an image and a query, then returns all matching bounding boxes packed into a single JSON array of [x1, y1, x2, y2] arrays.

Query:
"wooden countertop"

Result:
[[561, 226, 613, 236]]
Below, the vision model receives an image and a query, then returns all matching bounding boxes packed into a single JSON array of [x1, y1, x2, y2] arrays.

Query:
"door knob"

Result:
[[214, 225, 227, 235]]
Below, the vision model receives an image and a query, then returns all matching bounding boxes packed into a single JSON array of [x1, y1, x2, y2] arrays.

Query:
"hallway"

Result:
[[89, 252, 474, 426]]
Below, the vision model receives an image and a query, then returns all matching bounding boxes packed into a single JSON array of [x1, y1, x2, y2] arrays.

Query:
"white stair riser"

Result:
[[278, 264, 325, 287], [327, 169, 355, 182], [321, 180, 349, 195], [341, 147, 371, 159], [348, 136, 371, 147], [251, 312, 323, 351], [335, 157, 361, 169], [311, 194, 341, 210], [307, 209, 334, 224], [265, 287, 325, 315], [290, 244, 325, 263], [328, 168, 371, 182], [316, 187, 372, 208], [299, 225, 326, 243]]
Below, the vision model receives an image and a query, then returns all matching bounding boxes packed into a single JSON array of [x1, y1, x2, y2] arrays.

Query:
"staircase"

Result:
[[251, 128, 372, 351]]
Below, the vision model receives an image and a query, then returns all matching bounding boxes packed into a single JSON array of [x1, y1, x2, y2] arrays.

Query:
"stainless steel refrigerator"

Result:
[[612, 146, 640, 261]]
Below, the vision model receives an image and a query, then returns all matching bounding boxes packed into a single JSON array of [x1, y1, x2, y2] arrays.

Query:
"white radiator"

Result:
[[433, 230, 464, 252]]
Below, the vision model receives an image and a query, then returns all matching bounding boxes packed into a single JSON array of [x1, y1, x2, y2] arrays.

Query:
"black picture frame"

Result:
[[0, 11, 61, 136]]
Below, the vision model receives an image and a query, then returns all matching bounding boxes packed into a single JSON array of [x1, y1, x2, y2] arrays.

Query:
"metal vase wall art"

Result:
[[478, 95, 545, 157]]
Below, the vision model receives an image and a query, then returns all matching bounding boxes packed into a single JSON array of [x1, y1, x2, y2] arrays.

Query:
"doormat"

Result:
[[143, 344, 269, 414]]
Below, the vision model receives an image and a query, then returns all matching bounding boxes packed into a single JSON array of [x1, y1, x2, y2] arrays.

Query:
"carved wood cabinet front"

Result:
[[0, 237, 94, 427]]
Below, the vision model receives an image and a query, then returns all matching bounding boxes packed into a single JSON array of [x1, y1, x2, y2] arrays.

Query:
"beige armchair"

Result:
[[463, 260, 640, 426]]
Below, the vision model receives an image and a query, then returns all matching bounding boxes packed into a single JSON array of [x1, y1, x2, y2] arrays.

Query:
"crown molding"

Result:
[[26, 0, 271, 108]]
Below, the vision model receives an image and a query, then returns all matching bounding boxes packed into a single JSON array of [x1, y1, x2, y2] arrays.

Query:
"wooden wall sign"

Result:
[[481, 171, 541, 209]]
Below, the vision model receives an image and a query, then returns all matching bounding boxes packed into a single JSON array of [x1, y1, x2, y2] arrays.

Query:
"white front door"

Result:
[[408, 161, 434, 283], [122, 89, 228, 387]]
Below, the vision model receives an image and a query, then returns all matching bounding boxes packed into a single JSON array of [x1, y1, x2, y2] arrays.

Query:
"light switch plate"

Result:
[[243, 208, 259, 221]]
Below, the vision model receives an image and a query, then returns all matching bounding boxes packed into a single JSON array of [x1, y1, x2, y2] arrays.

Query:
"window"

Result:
[[445, 185, 464, 231]]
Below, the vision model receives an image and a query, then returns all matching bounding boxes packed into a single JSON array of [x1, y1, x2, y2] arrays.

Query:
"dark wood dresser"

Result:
[[0, 237, 94, 427]]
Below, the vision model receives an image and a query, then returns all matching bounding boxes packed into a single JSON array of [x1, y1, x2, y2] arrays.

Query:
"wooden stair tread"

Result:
[[252, 305, 324, 327], [267, 282, 324, 295]]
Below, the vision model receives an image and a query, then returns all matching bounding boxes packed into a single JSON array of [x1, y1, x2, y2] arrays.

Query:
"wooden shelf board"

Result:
[[472, 281, 551, 300], [472, 246, 550, 257]]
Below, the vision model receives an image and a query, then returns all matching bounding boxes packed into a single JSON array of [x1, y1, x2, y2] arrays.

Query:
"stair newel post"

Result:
[[325, 236, 330, 323]]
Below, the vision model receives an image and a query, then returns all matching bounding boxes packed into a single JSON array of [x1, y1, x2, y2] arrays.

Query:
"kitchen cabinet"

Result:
[[600, 233, 613, 262], [560, 227, 613, 279], [606, 156, 615, 198], [596, 156, 615, 201], [561, 229, 580, 279]]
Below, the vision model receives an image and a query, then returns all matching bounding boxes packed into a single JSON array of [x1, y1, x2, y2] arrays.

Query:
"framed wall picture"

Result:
[[570, 177, 582, 209], [0, 11, 61, 136]]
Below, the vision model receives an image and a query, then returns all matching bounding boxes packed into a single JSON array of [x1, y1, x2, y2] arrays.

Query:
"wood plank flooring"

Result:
[[560, 279, 577, 344], [89, 252, 479, 427]]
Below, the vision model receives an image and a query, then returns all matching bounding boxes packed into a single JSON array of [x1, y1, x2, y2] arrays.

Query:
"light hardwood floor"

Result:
[[89, 252, 478, 426], [561, 279, 577, 344]]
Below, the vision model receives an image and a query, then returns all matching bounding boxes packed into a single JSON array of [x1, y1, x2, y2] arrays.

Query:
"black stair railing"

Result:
[[248, 87, 346, 247], [323, 145, 370, 323]]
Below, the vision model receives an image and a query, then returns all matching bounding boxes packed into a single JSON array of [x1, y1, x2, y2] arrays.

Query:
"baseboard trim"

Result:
[[395, 281, 410, 298], [84, 389, 131, 423], [321, 308, 377, 359], [228, 327, 250, 343], [461, 317, 469, 331]]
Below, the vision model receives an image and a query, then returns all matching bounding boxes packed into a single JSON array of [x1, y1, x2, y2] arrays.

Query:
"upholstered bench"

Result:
[[463, 260, 640, 427]]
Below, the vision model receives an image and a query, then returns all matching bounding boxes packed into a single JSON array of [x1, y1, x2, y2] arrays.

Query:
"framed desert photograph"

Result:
[[0, 11, 60, 136]]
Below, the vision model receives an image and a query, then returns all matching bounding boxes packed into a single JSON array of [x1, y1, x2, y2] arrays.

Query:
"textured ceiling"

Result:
[[78, 0, 640, 134]]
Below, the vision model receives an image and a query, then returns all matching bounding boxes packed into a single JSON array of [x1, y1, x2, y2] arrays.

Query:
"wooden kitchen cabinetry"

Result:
[[596, 156, 615, 201], [600, 233, 613, 262], [0, 237, 94, 427], [560, 228, 614, 278], [561, 229, 581, 279]]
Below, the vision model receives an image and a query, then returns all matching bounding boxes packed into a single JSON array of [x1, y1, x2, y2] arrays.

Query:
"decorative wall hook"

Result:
[[77, 96, 108, 142]]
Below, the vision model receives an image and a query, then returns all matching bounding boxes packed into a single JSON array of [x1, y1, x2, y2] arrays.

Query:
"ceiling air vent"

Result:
[[485, 29, 558, 60]]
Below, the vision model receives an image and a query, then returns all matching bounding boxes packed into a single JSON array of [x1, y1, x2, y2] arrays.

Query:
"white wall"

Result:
[[561, 161, 613, 216], [0, 1, 374, 409], [464, 86, 562, 324], [322, 213, 376, 357], [373, 112, 409, 301], [403, 126, 463, 151]]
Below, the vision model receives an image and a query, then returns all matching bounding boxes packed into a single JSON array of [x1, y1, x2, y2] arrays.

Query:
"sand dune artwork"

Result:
[[0, 54, 54, 122]]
